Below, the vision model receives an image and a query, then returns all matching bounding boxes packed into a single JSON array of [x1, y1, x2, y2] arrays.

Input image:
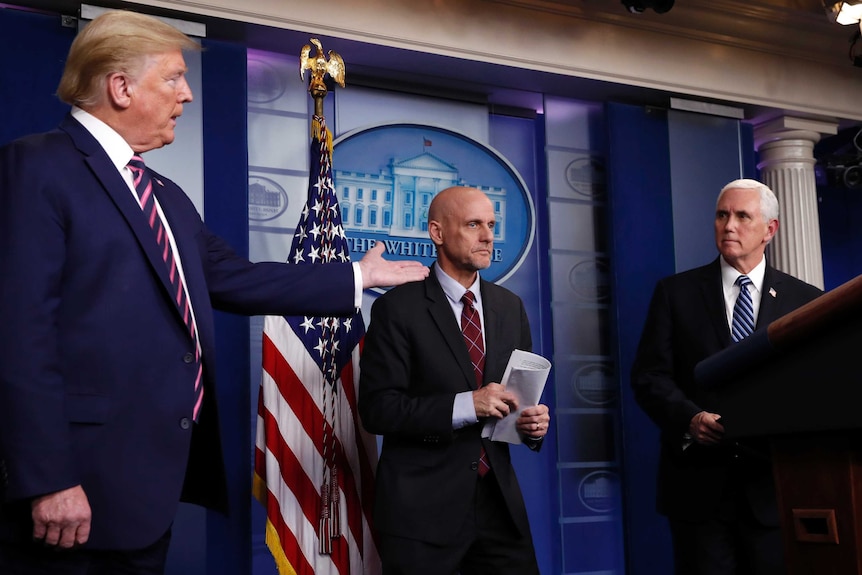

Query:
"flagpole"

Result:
[[256, 37, 380, 575], [299, 37, 347, 555]]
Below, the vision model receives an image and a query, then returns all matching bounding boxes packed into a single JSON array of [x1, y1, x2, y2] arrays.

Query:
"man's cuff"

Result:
[[452, 391, 477, 429], [352, 262, 363, 308]]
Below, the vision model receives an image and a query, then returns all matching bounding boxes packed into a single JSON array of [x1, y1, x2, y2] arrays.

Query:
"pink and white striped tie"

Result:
[[128, 156, 203, 421]]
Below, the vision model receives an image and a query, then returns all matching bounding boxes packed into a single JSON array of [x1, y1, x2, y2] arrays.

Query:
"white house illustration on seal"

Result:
[[335, 149, 507, 242]]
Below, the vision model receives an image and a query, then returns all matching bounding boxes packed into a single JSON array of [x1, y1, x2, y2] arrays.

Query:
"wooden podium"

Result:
[[695, 275, 862, 575]]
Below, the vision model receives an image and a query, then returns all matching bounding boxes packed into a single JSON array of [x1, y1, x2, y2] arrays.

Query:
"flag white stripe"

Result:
[[258, 315, 377, 574]]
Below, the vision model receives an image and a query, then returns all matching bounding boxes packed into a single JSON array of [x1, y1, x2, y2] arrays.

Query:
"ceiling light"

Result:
[[825, 1, 862, 26]]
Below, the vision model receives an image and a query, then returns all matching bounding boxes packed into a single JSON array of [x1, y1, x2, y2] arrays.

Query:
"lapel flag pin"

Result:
[[769, 287, 777, 298]]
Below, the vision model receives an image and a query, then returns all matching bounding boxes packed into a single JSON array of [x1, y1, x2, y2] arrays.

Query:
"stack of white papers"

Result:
[[482, 349, 552, 444]]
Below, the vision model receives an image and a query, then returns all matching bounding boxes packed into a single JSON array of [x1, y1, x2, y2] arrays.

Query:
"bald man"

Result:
[[359, 186, 550, 574]]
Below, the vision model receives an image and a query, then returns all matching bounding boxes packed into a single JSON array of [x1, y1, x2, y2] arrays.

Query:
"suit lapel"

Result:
[[61, 115, 196, 335], [697, 259, 732, 347], [757, 265, 782, 327], [480, 280, 502, 384], [425, 271, 480, 391], [154, 179, 215, 360]]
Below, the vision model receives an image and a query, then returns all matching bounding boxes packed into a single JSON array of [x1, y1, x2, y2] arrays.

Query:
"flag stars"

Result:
[[311, 199, 324, 217], [308, 246, 321, 263], [328, 222, 340, 239], [292, 249, 305, 264], [314, 338, 327, 357], [300, 316, 315, 333], [309, 223, 322, 241]]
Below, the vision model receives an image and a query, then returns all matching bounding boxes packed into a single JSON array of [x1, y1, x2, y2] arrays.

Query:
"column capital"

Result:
[[753, 116, 839, 150]]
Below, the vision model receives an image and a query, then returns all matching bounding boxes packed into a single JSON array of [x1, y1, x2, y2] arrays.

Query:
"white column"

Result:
[[754, 117, 838, 290]]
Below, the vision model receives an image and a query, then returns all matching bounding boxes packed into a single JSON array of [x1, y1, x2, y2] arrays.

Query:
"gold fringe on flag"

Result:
[[311, 115, 333, 152]]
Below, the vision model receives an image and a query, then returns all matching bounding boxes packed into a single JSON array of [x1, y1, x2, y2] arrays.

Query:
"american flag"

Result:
[[253, 115, 380, 575]]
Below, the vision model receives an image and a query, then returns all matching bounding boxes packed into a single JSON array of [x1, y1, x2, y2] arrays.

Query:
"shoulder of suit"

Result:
[[480, 278, 522, 302], [375, 275, 432, 303], [766, 266, 823, 296], [657, 261, 717, 288]]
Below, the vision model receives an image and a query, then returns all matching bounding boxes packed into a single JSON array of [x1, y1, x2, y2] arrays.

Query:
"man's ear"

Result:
[[764, 218, 779, 244], [428, 220, 443, 246], [107, 72, 133, 109]]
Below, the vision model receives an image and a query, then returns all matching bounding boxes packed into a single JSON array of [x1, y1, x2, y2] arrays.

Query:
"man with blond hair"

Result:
[[0, 10, 426, 573]]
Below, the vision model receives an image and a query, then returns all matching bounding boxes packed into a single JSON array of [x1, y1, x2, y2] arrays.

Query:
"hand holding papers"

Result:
[[482, 349, 552, 444]]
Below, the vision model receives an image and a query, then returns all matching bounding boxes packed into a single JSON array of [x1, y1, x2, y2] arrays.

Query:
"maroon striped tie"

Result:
[[128, 156, 203, 421], [461, 290, 490, 477]]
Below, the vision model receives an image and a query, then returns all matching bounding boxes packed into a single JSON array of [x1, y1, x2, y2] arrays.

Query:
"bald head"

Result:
[[428, 186, 496, 287]]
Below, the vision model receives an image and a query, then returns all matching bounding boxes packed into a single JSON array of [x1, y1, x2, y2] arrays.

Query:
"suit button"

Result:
[[179, 417, 191, 430], [183, 353, 195, 364], [471, 462, 478, 470]]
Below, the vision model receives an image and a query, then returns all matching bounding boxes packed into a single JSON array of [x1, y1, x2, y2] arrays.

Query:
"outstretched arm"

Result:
[[357, 242, 428, 289]]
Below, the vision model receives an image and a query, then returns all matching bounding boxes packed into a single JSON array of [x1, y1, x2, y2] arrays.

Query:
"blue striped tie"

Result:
[[731, 275, 755, 343]]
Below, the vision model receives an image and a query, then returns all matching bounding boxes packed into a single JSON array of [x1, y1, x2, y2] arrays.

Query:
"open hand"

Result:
[[358, 242, 429, 289]]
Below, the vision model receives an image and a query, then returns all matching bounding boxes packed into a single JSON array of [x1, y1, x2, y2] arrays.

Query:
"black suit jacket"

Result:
[[358, 267, 535, 545], [631, 258, 822, 524], [0, 114, 357, 550]]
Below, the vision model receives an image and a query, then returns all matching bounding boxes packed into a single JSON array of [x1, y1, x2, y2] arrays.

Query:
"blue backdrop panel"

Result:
[[668, 110, 746, 272], [0, 7, 73, 145], [606, 102, 675, 575], [200, 38, 252, 575], [488, 113, 559, 575], [818, 185, 862, 290]]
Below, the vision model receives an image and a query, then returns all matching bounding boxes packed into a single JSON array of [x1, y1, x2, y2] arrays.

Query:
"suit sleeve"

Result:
[[358, 293, 458, 439], [631, 280, 702, 436], [195, 221, 356, 317], [0, 138, 81, 501]]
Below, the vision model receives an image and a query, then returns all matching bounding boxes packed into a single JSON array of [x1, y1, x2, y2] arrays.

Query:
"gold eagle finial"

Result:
[[300, 38, 345, 95]]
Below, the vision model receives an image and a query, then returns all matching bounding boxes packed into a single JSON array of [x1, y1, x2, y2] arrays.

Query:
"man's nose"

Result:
[[179, 79, 193, 103]]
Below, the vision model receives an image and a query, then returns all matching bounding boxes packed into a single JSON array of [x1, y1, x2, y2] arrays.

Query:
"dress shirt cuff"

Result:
[[452, 391, 478, 429], [351, 262, 363, 309]]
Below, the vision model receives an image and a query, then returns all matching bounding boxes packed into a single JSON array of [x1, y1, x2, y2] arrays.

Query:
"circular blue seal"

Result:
[[332, 123, 535, 285]]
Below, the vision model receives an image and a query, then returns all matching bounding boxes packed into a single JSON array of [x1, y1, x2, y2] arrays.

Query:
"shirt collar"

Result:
[[434, 263, 481, 306], [720, 254, 766, 293], [71, 107, 136, 172]]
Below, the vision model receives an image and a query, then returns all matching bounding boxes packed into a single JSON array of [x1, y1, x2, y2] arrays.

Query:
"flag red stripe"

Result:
[[260, 330, 372, 572], [263, 332, 369, 553], [337, 356, 378, 547], [254, 448, 316, 575]]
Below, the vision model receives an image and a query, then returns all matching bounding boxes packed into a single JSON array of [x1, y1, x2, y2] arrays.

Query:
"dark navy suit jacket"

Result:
[[0, 114, 356, 549], [358, 267, 537, 546], [631, 258, 822, 525]]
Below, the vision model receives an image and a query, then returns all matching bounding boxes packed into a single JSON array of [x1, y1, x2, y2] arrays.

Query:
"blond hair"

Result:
[[57, 10, 199, 107]]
